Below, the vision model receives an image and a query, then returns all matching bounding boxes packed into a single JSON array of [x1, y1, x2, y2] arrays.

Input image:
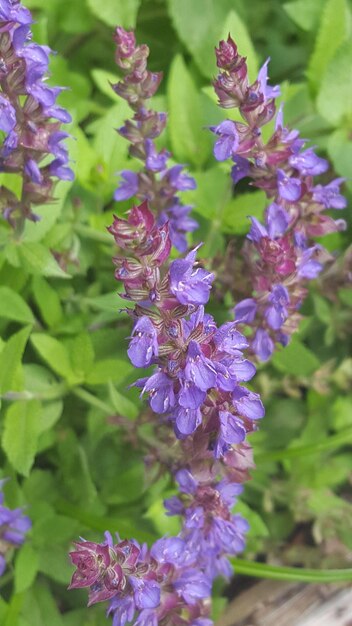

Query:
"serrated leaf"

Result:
[[2, 400, 41, 476], [32, 277, 63, 328], [18, 243, 70, 278], [0, 326, 31, 394], [31, 334, 78, 383], [316, 40, 352, 126], [0, 287, 34, 325], [86, 0, 141, 27], [307, 0, 351, 92], [168, 55, 211, 167], [14, 544, 39, 594], [272, 337, 320, 377]]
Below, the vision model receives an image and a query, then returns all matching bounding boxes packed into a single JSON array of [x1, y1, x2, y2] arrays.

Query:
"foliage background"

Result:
[[0, 0, 351, 623]]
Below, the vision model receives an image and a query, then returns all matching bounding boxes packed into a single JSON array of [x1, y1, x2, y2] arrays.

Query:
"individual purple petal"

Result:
[[142, 372, 175, 413], [232, 387, 265, 420], [134, 609, 158, 626], [169, 248, 214, 306], [266, 203, 289, 238], [298, 247, 323, 279], [150, 537, 186, 565], [231, 155, 250, 184], [129, 577, 160, 610], [24, 158, 42, 184], [174, 568, 211, 604], [175, 469, 198, 494], [167, 165, 196, 191], [145, 139, 169, 172], [234, 298, 257, 323], [185, 341, 217, 391], [213, 120, 239, 161], [114, 170, 139, 201], [277, 169, 302, 201], [173, 406, 202, 436], [0, 94, 16, 133], [312, 178, 347, 210], [128, 316, 158, 368], [247, 217, 268, 241], [252, 328, 274, 361], [257, 58, 281, 100], [178, 381, 206, 409], [289, 148, 328, 177], [215, 410, 246, 457]]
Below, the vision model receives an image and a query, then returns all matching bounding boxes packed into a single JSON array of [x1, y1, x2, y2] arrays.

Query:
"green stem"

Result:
[[72, 387, 114, 414], [231, 558, 352, 583]]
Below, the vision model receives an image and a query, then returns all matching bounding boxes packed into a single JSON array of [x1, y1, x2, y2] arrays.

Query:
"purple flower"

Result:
[[265, 284, 290, 330], [175, 469, 197, 494], [145, 139, 169, 172], [108, 596, 135, 626], [231, 155, 250, 184], [289, 148, 328, 177], [0, 95, 16, 133], [178, 381, 206, 410], [129, 577, 160, 610], [257, 59, 281, 100], [166, 165, 196, 191], [174, 568, 211, 604], [252, 328, 274, 361], [215, 410, 246, 457], [141, 371, 175, 413], [169, 248, 214, 306], [24, 159, 43, 184], [173, 406, 202, 436], [185, 341, 217, 391], [298, 247, 322, 279], [248, 217, 268, 242], [114, 170, 139, 201], [150, 537, 186, 565], [0, 480, 31, 575], [128, 316, 159, 367], [213, 120, 239, 161], [232, 387, 265, 420], [313, 178, 347, 210], [134, 609, 158, 626], [266, 203, 289, 238], [277, 169, 302, 201], [234, 298, 257, 323]]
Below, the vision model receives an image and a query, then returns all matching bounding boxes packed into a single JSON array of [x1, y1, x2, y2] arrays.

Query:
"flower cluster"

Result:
[[69, 532, 211, 626], [0, 478, 31, 576], [212, 36, 346, 360], [69, 199, 261, 624], [108, 201, 264, 448], [112, 27, 197, 251], [0, 0, 73, 229]]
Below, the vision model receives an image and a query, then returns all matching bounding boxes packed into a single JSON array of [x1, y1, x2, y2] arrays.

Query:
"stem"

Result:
[[231, 558, 352, 583]]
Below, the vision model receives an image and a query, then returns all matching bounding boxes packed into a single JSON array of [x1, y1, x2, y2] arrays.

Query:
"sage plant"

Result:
[[112, 27, 197, 251], [0, 0, 73, 231], [212, 36, 346, 360]]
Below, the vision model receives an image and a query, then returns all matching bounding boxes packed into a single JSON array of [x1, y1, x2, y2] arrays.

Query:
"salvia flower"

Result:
[[0, 478, 31, 575], [212, 37, 346, 360], [0, 0, 73, 229], [111, 27, 197, 251], [69, 532, 211, 625]]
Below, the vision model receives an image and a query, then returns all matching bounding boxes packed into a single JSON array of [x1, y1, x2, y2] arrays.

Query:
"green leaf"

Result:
[[22, 581, 64, 626], [327, 128, 352, 184], [91, 68, 120, 102], [186, 168, 231, 221], [256, 426, 352, 462], [317, 40, 352, 126], [2, 400, 41, 476], [18, 243, 70, 279], [168, 55, 211, 167], [231, 558, 352, 582], [0, 326, 31, 394], [168, 1, 257, 80], [85, 358, 132, 385], [307, 0, 352, 93], [31, 334, 78, 384], [0, 287, 34, 325], [283, 0, 325, 32], [108, 381, 139, 419], [14, 544, 39, 594], [32, 277, 63, 328], [221, 191, 267, 234], [69, 333, 95, 379], [271, 337, 320, 377], [86, 0, 141, 27]]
